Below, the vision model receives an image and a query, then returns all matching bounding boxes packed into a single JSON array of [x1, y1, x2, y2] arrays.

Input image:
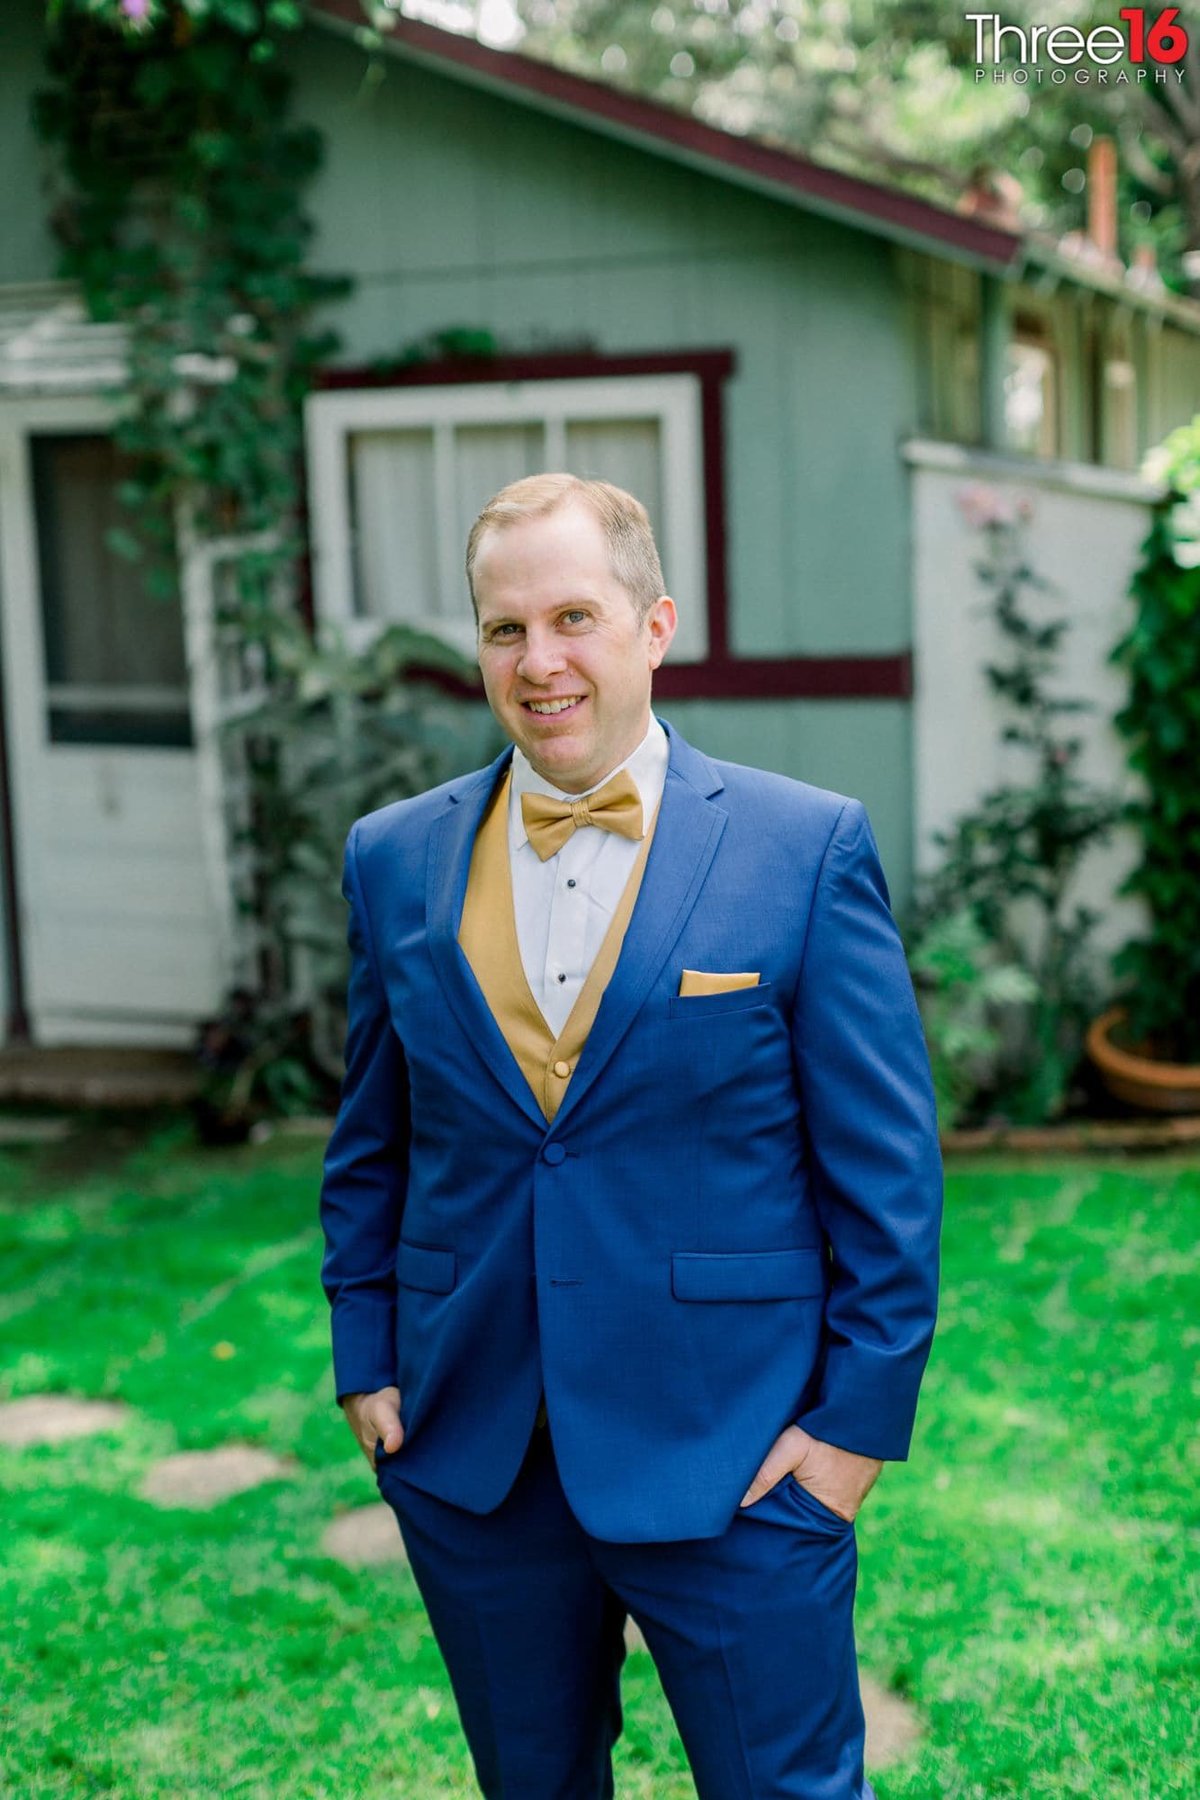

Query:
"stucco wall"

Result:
[[908, 439, 1155, 960]]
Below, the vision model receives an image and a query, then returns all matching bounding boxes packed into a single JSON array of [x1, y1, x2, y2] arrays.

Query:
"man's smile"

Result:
[[522, 695, 586, 716]]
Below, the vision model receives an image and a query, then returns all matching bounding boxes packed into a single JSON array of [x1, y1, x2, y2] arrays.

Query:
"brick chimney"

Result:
[[1087, 137, 1119, 264]]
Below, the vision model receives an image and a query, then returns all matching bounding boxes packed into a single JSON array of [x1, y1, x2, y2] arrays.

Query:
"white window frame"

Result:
[[304, 373, 709, 661]]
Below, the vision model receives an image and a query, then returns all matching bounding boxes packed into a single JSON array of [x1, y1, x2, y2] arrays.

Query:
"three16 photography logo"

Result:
[[968, 7, 1189, 82]]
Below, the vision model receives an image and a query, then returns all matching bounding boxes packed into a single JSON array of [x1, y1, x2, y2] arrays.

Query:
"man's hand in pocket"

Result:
[[342, 1386, 403, 1466], [739, 1424, 882, 1521]]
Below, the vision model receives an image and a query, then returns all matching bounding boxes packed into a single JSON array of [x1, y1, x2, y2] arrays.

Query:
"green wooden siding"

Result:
[[661, 699, 915, 912], [0, 3, 61, 286], [1156, 326, 1200, 436], [285, 31, 919, 662]]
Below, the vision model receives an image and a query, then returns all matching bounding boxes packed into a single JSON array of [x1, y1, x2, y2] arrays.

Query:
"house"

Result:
[[1, 0, 1197, 1055]]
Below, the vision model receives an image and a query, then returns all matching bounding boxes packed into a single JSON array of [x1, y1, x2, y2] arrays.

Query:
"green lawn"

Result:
[[0, 1121, 1195, 1798]]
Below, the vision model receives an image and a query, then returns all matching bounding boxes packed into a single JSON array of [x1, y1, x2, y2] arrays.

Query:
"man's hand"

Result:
[[341, 1385, 404, 1467], [739, 1424, 882, 1521]]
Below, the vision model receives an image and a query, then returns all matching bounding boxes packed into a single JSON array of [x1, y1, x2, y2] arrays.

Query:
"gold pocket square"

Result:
[[678, 969, 761, 997]]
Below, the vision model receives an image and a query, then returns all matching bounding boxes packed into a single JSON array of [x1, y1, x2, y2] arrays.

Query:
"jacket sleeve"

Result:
[[790, 799, 942, 1461], [319, 819, 410, 1405]]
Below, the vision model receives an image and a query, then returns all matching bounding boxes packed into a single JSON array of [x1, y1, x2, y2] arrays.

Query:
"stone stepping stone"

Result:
[[139, 1446, 295, 1509], [321, 1502, 409, 1568], [0, 1394, 130, 1447], [861, 1674, 920, 1768]]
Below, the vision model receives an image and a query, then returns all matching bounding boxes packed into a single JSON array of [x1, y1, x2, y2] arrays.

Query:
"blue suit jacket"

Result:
[[320, 719, 942, 1543]]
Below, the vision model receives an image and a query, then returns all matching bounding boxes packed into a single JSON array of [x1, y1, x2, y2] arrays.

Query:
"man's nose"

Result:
[[516, 631, 567, 682]]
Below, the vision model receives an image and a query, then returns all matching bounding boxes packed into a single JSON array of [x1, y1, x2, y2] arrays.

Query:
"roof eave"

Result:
[[306, 1, 1023, 277], [1021, 238, 1200, 336]]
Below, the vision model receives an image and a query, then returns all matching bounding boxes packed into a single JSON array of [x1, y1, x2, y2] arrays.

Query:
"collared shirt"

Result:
[[508, 714, 669, 1037]]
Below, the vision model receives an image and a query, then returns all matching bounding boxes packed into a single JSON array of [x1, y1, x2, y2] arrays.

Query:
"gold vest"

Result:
[[458, 767, 660, 1122]]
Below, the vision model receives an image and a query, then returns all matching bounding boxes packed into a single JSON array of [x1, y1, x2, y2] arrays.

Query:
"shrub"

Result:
[[909, 490, 1119, 1125], [1110, 421, 1200, 1062]]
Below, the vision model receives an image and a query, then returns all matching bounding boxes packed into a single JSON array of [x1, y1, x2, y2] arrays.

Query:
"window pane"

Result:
[[30, 434, 191, 748], [452, 422, 544, 596], [47, 704, 192, 748], [565, 418, 663, 541], [348, 427, 439, 625], [1006, 337, 1058, 457]]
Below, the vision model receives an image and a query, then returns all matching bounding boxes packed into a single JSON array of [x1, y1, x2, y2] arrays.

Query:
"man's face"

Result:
[[473, 502, 677, 794]]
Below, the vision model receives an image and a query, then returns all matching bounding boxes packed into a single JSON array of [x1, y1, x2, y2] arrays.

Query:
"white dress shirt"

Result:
[[507, 714, 669, 1037]]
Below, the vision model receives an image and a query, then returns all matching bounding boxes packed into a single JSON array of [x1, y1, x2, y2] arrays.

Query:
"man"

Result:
[[320, 473, 942, 1800]]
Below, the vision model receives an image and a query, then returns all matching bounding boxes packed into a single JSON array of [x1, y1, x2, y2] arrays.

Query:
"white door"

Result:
[[0, 393, 227, 1045]]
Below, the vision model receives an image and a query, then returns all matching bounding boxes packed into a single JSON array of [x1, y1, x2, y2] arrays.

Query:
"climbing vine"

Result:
[[36, 0, 351, 620]]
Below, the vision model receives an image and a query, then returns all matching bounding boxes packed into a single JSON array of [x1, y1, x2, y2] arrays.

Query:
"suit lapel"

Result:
[[424, 722, 728, 1137], [547, 721, 728, 1133], [425, 746, 548, 1132]]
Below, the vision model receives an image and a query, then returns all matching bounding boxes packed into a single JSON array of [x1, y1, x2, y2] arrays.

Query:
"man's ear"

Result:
[[646, 595, 678, 669]]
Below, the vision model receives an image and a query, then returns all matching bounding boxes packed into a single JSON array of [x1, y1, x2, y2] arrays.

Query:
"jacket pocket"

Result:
[[397, 1240, 457, 1294], [667, 980, 774, 1020], [671, 1246, 825, 1302]]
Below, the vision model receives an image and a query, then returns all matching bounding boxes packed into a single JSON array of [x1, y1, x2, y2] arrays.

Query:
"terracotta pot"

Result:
[[1085, 1006, 1200, 1114]]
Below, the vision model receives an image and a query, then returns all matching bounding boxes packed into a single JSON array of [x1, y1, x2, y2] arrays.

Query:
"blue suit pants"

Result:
[[375, 1423, 876, 1800]]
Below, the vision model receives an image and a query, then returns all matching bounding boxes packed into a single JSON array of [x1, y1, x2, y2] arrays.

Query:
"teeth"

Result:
[[527, 697, 582, 714]]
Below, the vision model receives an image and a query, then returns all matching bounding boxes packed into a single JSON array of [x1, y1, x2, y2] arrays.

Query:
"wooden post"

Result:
[[979, 273, 1008, 451]]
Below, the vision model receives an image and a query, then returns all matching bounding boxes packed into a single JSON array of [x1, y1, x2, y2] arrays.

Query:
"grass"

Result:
[[0, 1120, 1196, 1798]]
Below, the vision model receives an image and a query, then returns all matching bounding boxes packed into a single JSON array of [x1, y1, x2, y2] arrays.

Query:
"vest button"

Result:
[[542, 1142, 567, 1166], [552, 1060, 571, 1078]]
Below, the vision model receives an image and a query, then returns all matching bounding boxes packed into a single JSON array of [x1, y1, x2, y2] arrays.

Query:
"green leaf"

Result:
[[105, 527, 144, 563]]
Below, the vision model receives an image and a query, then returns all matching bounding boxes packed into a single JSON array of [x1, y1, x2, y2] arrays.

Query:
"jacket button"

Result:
[[542, 1142, 567, 1166], [552, 1060, 571, 1078]]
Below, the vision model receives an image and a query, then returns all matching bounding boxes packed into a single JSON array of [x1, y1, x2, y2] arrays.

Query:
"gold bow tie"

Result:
[[520, 770, 644, 861]]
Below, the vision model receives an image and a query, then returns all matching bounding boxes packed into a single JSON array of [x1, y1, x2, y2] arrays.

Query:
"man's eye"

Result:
[[563, 610, 588, 624]]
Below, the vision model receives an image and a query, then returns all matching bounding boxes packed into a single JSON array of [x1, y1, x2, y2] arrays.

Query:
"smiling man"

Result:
[[468, 486, 676, 795], [320, 473, 943, 1800]]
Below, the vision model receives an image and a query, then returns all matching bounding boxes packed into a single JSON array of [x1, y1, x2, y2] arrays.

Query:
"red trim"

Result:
[[699, 353, 730, 662], [305, 348, 912, 702], [380, 652, 911, 704], [314, 349, 737, 389], [656, 652, 911, 701], [309, 1, 1021, 275]]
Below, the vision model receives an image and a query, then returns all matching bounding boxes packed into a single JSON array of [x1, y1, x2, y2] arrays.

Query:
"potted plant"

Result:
[[1087, 420, 1200, 1112]]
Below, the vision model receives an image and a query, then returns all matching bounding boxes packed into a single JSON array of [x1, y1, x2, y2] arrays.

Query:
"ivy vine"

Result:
[[36, 0, 351, 616], [1111, 421, 1200, 1063]]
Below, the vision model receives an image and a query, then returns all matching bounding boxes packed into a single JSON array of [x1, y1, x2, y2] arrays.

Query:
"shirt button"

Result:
[[553, 1060, 571, 1078], [566, 879, 576, 888], [557, 973, 566, 983], [542, 1142, 567, 1166]]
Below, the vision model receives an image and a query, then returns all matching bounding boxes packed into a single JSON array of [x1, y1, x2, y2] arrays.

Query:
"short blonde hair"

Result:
[[465, 473, 665, 620]]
